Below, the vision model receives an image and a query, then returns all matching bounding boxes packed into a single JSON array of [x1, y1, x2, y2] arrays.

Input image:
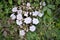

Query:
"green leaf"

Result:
[[46, 0, 52, 4], [43, 7, 47, 12], [32, 3, 39, 7], [17, 0, 21, 5], [0, 3, 3, 8], [8, 0, 12, 5], [30, 0, 32, 3], [56, 0, 60, 4], [47, 5, 55, 10], [47, 8, 52, 16]]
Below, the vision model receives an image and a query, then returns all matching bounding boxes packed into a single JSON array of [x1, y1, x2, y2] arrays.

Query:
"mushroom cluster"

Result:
[[10, 2, 46, 37]]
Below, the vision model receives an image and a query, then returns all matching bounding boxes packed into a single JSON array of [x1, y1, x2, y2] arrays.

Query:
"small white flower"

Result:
[[17, 14, 23, 20], [33, 18, 39, 25], [10, 13, 16, 20], [24, 17, 32, 24], [29, 25, 36, 32], [22, 3, 25, 5], [30, 12, 32, 15], [40, 2, 42, 5], [43, 2, 46, 6], [16, 20, 22, 26], [38, 12, 44, 17], [17, 10, 22, 14], [40, 6, 42, 9], [27, 2, 30, 7], [24, 12, 28, 17], [19, 30, 25, 36], [29, 7, 31, 9], [12, 7, 17, 12], [26, 29, 29, 32], [33, 11, 39, 16], [40, 2, 46, 6]]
